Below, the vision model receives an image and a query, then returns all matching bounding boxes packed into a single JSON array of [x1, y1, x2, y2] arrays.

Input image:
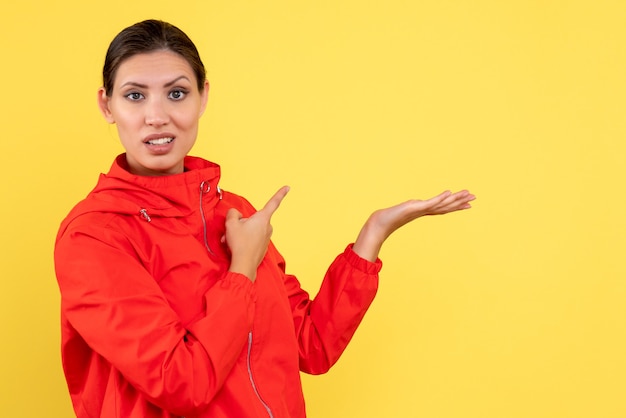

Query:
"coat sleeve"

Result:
[[269, 243, 382, 375], [54, 222, 255, 415]]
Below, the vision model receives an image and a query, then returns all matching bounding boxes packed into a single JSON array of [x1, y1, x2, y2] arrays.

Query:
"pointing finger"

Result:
[[259, 186, 290, 218]]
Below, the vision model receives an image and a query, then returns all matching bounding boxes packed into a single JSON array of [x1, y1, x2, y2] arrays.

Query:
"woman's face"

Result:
[[98, 50, 209, 176]]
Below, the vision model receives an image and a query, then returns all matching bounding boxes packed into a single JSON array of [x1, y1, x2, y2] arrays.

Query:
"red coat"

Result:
[[54, 154, 381, 417]]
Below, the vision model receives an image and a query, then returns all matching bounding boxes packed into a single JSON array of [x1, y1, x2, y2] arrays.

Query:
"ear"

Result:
[[199, 80, 210, 117], [97, 87, 115, 123]]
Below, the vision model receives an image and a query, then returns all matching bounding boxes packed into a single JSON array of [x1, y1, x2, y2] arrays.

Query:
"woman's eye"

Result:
[[125, 92, 144, 101], [169, 90, 187, 100]]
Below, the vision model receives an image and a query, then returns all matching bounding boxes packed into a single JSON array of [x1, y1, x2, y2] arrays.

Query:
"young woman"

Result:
[[54, 19, 475, 418]]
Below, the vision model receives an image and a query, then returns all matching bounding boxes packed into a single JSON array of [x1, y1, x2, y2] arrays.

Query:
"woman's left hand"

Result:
[[352, 190, 475, 262]]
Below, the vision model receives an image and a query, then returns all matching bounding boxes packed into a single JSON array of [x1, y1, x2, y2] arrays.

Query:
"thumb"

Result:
[[226, 207, 243, 223]]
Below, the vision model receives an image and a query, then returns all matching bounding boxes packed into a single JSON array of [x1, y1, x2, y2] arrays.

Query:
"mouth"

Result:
[[145, 137, 174, 145]]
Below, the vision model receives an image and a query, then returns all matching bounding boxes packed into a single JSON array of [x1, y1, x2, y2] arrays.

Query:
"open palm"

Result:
[[353, 190, 475, 261]]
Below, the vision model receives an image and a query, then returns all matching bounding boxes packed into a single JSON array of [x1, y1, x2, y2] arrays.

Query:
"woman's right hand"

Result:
[[224, 186, 290, 282]]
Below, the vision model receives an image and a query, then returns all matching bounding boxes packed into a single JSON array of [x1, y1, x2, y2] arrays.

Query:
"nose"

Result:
[[144, 97, 170, 126]]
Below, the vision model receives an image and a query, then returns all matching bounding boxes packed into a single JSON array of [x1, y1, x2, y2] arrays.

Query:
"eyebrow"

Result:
[[120, 75, 191, 89]]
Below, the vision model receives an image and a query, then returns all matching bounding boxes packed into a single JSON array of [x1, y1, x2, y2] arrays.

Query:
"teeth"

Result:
[[147, 137, 173, 145]]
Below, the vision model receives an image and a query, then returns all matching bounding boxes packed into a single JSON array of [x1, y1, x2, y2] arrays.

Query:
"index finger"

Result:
[[259, 186, 290, 218]]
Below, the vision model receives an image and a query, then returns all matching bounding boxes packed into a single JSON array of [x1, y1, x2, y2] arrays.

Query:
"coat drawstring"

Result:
[[199, 180, 222, 255]]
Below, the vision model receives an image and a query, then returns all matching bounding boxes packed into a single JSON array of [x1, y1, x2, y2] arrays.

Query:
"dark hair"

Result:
[[102, 19, 206, 95]]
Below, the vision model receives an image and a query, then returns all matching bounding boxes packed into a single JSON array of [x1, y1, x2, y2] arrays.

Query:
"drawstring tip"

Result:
[[139, 209, 152, 223]]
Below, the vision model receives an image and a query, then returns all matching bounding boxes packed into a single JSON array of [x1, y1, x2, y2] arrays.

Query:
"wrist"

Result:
[[352, 221, 386, 262], [228, 259, 257, 282]]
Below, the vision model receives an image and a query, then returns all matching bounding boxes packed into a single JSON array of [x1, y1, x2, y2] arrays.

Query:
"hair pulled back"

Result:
[[103, 20, 206, 95]]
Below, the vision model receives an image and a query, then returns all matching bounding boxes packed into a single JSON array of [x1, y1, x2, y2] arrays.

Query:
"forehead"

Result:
[[115, 50, 195, 86]]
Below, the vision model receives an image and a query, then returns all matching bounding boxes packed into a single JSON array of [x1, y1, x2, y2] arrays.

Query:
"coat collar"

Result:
[[89, 153, 223, 217]]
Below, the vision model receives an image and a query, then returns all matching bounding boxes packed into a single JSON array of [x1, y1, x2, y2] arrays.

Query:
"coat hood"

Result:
[[58, 154, 224, 238]]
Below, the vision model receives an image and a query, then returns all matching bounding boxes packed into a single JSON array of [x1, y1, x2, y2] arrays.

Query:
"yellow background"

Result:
[[1, 1, 625, 417]]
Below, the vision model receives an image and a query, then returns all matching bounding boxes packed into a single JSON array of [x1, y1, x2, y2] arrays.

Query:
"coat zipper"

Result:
[[201, 182, 271, 415], [247, 332, 274, 418]]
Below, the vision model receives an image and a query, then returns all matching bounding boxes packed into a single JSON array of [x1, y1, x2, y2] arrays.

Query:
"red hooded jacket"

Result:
[[54, 154, 381, 417]]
